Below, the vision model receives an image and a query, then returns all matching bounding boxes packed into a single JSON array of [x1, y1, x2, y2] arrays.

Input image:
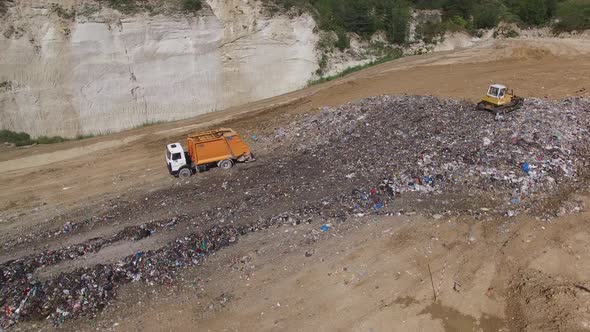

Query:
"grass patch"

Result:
[[307, 53, 401, 86], [0, 129, 95, 147], [135, 120, 164, 128]]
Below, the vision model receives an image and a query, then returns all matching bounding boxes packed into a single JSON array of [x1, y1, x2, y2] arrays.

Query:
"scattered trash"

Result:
[[275, 127, 287, 139], [3, 95, 590, 328], [62, 222, 73, 233]]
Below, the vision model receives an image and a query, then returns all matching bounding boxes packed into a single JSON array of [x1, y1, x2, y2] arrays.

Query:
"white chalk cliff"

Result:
[[0, 0, 318, 137]]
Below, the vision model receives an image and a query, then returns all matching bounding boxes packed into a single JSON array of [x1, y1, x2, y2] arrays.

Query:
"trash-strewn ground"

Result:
[[2, 95, 590, 330], [1, 38, 590, 331], [66, 207, 590, 332]]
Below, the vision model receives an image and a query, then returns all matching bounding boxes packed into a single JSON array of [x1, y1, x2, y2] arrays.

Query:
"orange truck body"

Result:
[[186, 128, 252, 166]]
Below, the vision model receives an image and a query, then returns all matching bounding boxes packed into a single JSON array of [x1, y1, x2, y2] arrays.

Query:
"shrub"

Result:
[[473, 2, 504, 29], [268, 0, 411, 49], [50, 3, 76, 20], [0, 130, 34, 146], [553, 0, 590, 32], [506, 28, 520, 37], [182, 0, 202, 12], [384, 0, 411, 44], [102, 0, 139, 14], [335, 30, 350, 51], [0, 129, 95, 146], [443, 0, 476, 20], [416, 21, 446, 44], [448, 15, 470, 29], [510, 0, 551, 25], [308, 51, 402, 86]]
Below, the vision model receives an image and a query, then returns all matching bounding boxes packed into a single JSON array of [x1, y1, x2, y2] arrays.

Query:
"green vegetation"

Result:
[[0, 130, 33, 146], [182, 0, 203, 12], [101, 0, 141, 14], [307, 52, 402, 86], [473, 1, 505, 28], [50, 4, 76, 20], [100, 0, 202, 14], [0, 130, 95, 147], [0, 80, 12, 90], [270, 0, 587, 49], [135, 120, 165, 128], [47, 0, 205, 16], [553, 0, 590, 32], [270, 0, 413, 45]]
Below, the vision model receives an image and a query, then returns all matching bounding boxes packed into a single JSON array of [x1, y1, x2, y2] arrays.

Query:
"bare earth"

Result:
[[2, 36, 590, 331]]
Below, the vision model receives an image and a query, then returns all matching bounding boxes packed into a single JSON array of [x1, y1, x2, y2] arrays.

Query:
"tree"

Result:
[[384, 0, 411, 44], [473, 2, 504, 28], [335, 0, 377, 37], [554, 0, 590, 31], [516, 0, 549, 25], [443, 0, 475, 19]]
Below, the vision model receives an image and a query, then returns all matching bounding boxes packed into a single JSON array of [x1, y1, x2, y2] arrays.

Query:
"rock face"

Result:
[[0, 0, 318, 137]]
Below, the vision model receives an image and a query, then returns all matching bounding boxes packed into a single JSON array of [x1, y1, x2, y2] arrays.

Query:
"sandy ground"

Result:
[[2, 36, 590, 331], [37, 199, 590, 332]]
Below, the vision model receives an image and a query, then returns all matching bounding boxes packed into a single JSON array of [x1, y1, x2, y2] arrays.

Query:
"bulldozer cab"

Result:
[[485, 84, 511, 106], [487, 84, 506, 98], [477, 83, 523, 114]]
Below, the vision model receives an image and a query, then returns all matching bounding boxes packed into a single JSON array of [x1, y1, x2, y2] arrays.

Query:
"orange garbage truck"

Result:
[[166, 128, 255, 178]]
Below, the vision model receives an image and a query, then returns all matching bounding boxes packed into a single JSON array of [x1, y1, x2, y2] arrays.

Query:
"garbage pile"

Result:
[[264, 96, 590, 211], [0, 223, 239, 328], [0, 199, 346, 329]]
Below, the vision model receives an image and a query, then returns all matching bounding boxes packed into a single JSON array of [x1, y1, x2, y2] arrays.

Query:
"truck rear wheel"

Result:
[[218, 159, 233, 170], [178, 168, 192, 178]]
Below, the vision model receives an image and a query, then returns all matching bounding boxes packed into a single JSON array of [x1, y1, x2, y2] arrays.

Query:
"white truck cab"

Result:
[[165, 143, 190, 177]]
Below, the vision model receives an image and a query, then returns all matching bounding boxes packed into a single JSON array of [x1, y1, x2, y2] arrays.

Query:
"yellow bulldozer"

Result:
[[477, 84, 524, 114]]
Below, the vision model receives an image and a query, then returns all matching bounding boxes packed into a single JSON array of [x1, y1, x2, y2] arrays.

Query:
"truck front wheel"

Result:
[[218, 159, 233, 170], [178, 168, 192, 178]]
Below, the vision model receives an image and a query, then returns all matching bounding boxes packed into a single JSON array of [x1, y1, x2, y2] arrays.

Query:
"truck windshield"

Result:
[[166, 150, 171, 160], [172, 153, 182, 161]]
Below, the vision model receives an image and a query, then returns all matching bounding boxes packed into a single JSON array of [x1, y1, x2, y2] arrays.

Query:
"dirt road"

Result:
[[2, 36, 590, 331]]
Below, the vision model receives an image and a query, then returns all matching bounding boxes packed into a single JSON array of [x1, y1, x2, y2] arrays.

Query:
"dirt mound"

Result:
[[507, 269, 590, 331], [510, 46, 553, 59]]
